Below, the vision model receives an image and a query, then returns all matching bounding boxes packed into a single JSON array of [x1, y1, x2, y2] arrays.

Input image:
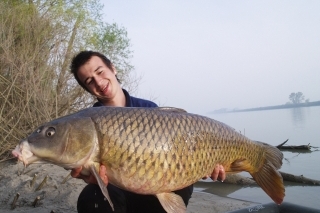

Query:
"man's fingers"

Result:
[[218, 165, 226, 181], [99, 165, 108, 185], [70, 166, 82, 178], [70, 165, 108, 185], [211, 164, 226, 182], [211, 165, 220, 181]]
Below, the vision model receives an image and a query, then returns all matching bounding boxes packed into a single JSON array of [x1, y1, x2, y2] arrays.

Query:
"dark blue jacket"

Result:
[[93, 89, 158, 108]]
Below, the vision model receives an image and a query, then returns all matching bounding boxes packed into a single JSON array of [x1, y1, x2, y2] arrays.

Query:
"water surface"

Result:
[[195, 106, 320, 209]]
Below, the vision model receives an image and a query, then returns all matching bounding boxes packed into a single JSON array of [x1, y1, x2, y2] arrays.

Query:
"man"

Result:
[[70, 50, 225, 212]]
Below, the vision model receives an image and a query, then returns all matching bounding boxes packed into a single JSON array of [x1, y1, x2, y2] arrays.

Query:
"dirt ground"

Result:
[[0, 161, 258, 213]]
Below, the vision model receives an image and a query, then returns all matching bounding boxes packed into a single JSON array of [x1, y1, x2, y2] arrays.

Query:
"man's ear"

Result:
[[112, 65, 117, 75]]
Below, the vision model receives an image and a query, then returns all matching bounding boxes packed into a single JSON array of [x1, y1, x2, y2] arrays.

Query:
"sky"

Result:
[[101, 1, 320, 115]]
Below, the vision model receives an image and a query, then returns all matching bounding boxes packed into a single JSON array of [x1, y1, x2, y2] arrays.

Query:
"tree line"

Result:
[[287, 92, 309, 105], [0, 0, 138, 160]]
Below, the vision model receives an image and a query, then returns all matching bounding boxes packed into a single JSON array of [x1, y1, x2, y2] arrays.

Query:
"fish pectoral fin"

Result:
[[89, 164, 114, 211], [156, 192, 186, 213]]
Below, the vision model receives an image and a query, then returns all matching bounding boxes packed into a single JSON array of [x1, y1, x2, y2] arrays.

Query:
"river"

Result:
[[194, 106, 320, 209]]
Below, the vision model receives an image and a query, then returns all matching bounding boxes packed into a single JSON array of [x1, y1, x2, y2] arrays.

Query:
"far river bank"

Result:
[[211, 100, 320, 114]]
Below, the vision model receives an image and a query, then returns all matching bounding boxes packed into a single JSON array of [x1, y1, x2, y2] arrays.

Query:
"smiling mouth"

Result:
[[100, 82, 109, 94]]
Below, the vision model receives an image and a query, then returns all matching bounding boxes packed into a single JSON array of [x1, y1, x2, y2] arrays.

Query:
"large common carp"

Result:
[[12, 107, 285, 213]]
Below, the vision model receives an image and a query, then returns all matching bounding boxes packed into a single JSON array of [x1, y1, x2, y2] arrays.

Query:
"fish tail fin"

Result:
[[228, 143, 284, 204], [250, 144, 285, 204]]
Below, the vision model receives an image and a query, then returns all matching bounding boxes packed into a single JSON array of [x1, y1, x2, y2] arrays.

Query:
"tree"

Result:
[[289, 92, 305, 104], [0, 0, 136, 160], [90, 23, 140, 93], [90, 22, 140, 94]]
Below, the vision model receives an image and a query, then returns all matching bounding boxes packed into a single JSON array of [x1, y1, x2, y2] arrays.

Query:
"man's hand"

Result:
[[202, 164, 226, 182], [71, 165, 108, 185]]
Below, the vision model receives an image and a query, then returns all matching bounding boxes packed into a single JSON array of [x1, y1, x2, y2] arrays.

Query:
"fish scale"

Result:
[[94, 108, 243, 191], [12, 106, 285, 213]]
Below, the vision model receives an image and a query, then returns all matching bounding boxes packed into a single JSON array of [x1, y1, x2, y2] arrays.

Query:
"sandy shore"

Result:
[[0, 161, 258, 213]]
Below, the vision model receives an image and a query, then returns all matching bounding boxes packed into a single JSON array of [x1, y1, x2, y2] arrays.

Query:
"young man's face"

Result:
[[77, 56, 119, 100]]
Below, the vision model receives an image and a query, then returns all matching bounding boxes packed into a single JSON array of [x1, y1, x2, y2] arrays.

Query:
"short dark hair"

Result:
[[70, 50, 120, 92]]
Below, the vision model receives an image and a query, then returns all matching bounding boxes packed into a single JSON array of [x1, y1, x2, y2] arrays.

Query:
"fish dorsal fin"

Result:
[[156, 192, 186, 213], [158, 107, 187, 113]]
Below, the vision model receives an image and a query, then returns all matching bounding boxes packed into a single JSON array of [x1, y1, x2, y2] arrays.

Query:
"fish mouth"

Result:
[[12, 140, 40, 166]]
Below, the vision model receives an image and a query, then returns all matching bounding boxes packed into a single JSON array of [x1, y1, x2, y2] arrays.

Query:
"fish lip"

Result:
[[12, 140, 38, 166]]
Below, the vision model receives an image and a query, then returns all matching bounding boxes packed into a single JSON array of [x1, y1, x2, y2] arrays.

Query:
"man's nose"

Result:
[[95, 77, 104, 88]]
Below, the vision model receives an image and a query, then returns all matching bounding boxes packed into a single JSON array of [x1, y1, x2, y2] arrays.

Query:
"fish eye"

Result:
[[46, 127, 56, 137]]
